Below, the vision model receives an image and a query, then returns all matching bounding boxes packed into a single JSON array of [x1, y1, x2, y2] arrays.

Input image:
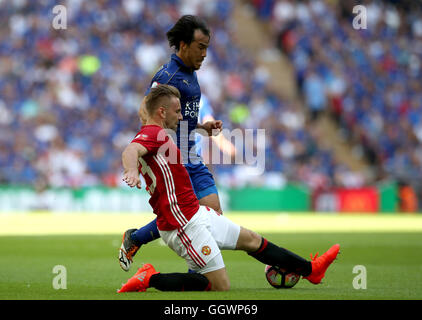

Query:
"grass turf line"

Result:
[[1, 213, 421, 300], [0, 231, 421, 300], [1, 212, 422, 235]]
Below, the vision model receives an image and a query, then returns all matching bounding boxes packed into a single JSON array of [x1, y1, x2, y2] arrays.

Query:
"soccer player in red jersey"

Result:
[[118, 16, 224, 271], [118, 84, 340, 292]]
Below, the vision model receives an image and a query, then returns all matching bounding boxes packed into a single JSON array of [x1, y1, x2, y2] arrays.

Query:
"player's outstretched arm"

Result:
[[122, 143, 148, 189]]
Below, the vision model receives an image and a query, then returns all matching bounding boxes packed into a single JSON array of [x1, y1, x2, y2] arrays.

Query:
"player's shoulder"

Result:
[[134, 125, 169, 144], [152, 60, 180, 85], [138, 125, 165, 138], [132, 125, 170, 154]]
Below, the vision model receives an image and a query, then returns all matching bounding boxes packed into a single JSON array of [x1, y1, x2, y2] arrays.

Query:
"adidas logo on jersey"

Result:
[[135, 134, 149, 140]]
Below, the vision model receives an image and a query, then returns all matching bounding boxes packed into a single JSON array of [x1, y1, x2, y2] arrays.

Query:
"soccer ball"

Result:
[[265, 265, 300, 289]]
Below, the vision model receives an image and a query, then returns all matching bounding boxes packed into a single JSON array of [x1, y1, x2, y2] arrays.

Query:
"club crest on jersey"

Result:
[[201, 246, 211, 256]]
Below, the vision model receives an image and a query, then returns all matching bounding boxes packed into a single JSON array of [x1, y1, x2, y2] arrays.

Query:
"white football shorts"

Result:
[[159, 206, 241, 274]]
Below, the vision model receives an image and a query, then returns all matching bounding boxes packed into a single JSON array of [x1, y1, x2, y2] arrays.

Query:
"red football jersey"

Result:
[[131, 125, 199, 231]]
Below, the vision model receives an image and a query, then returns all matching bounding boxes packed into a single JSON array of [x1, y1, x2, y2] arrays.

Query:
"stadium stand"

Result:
[[250, 0, 422, 204], [1, 0, 421, 208]]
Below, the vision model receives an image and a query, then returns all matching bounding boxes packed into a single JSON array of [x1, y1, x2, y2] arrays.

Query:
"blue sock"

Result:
[[130, 218, 160, 246]]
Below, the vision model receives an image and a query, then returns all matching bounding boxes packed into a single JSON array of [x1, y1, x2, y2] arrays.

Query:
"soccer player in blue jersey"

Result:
[[119, 15, 229, 271]]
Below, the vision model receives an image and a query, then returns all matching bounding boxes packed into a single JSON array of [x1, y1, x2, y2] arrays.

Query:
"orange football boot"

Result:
[[117, 263, 159, 293], [303, 244, 340, 284]]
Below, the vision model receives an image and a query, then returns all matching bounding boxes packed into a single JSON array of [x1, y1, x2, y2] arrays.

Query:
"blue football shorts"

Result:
[[184, 162, 218, 200]]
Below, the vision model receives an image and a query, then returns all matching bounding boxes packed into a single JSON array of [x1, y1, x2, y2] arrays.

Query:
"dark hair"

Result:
[[145, 84, 181, 116], [166, 15, 210, 51]]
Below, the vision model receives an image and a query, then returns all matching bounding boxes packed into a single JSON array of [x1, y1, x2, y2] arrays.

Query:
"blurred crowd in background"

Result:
[[1, 0, 421, 203], [252, 0, 422, 198]]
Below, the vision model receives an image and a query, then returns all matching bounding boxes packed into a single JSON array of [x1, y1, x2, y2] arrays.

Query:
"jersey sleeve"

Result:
[[199, 94, 214, 124], [145, 78, 159, 96], [145, 65, 170, 96], [131, 127, 169, 154]]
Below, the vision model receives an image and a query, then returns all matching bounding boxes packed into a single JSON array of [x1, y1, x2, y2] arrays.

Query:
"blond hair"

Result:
[[144, 84, 181, 117]]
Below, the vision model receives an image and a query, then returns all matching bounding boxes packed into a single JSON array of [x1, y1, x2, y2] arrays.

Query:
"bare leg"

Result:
[[202, 267, 230, 291], [199, 192, 223, 214], [235, 227, 262, 252]]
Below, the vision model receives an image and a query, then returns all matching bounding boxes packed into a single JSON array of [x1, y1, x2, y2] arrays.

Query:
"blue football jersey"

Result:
[[146, 54, 201, 164]]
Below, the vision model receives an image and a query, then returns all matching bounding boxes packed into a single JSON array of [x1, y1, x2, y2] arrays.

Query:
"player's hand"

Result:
[[202, 120, 223, 136], [122, 169, 142, 189]]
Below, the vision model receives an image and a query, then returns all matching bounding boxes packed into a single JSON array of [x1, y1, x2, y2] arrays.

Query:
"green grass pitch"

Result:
[[0, 213, 421, 300]]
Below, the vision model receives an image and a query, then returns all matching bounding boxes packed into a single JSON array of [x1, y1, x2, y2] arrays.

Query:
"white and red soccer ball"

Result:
[[265, 265, 300, 289]]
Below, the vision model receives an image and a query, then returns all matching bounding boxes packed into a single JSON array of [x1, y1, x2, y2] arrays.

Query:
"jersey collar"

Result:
[[171, 54, 193, 73]]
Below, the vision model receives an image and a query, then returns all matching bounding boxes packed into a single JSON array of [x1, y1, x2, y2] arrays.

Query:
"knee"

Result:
[[248, 230, 263, 252], [236, 228, 262, 252], [210, 201, 222, 215], [211, 279, 230, 291], [199, 193, 222, 214], [204, 268, 231, 291]]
